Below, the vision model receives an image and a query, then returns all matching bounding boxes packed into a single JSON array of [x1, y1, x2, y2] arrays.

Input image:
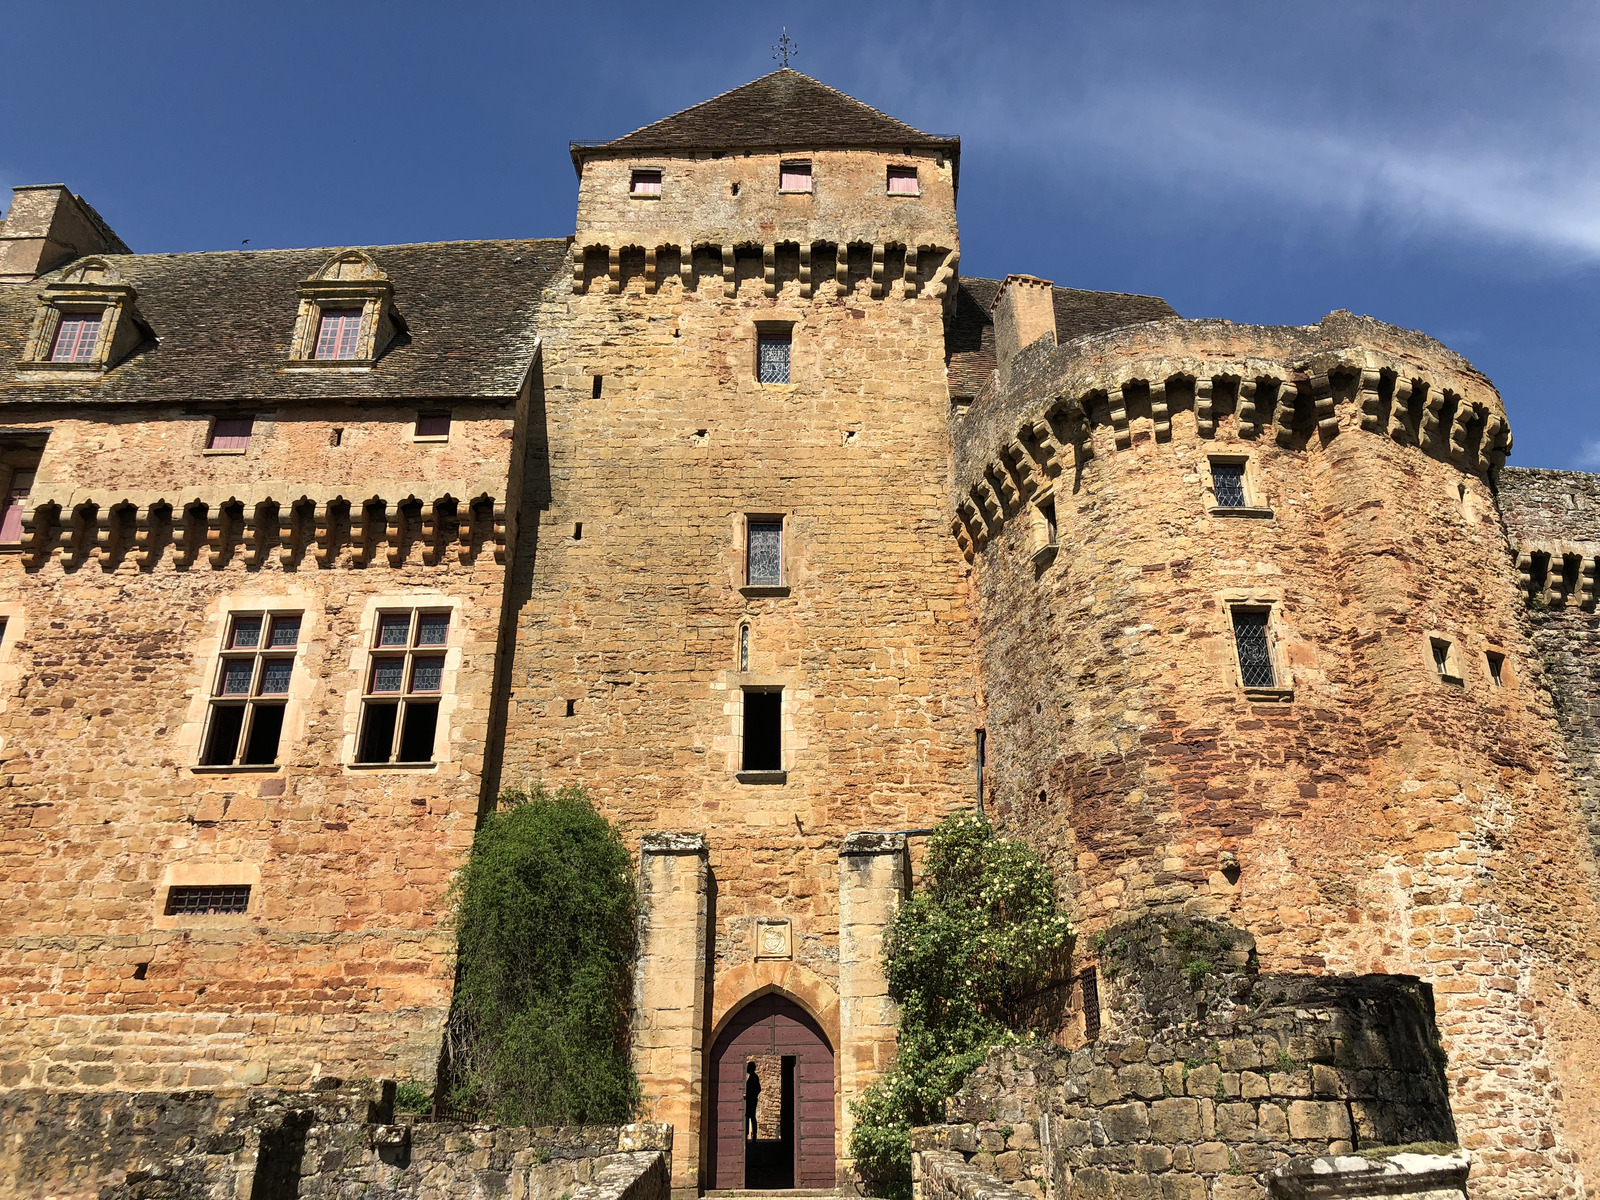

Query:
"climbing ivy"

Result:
[[444, 784, 640, 1124], [849, 813, 1072, 1199]]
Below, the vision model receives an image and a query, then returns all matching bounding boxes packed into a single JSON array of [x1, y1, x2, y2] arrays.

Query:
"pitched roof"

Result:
[[0, 238, 570, 407], [945, 277, 1179, 396], [572, 69, 958, 162]]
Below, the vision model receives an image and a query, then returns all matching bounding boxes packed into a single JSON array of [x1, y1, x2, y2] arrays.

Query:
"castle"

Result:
[[0, 70, 1597, 1200]]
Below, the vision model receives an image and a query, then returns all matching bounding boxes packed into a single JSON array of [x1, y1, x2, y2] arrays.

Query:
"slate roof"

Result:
[[945, 277, 1178, 397], [0, 238, 570, 407], [572, 69, 958, 162]]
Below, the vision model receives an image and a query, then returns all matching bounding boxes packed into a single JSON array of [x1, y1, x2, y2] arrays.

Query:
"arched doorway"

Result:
[[709, 992, 835, 1189]]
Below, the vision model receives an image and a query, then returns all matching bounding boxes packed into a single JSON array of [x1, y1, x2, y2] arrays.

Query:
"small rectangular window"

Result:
[[1211, 461, 1247, 508], [356, 609, 450, 764], [200, 612, 300, 767], [415, 412, 451, 440], [1486, 650, 1505, 687], [742, 689, 782, 771], [747, 519, 783, 587], [630, 169, 662, 196], [780, 161, 812, 192], [0, 468, 36, 544], [887, 166, 920, 195], [165, 884, 251, 916], [1431, 638, 1460, 682], [1081, 967, 1101, 1041], [208, 417, 254, 452], [757, 329, 791, 384], [314, 308, 364, 360], [1231, 609, 1276, 689], [50, 312, 102, 362], [1041, 499, 1057, 546]]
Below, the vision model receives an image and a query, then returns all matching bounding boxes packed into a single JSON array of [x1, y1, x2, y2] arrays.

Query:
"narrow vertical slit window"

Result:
[[50, 312, 102, 362], [1231, 609, 1276, 690], [1486, 651, 1505, 687], [200, 612, 301, 767], [1041, 499, 1057, 546], [757, 328, 791, 384], [1210, 461, 1248, 508], [356, 608, 450, 764], [1081, 967, 1101, 1041], [742, 689, 782, 772], [746, 519, 783, 587], [313, 308, 363, 360]]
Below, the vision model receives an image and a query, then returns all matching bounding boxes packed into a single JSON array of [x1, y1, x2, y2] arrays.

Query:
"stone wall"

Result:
[[0, 397, 524, 1090], [951, 310, 1600, 1197], [0, 1079, 671, 1200]]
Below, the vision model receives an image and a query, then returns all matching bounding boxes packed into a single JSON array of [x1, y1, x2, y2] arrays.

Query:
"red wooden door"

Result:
[[710, 994, 835, 1189]]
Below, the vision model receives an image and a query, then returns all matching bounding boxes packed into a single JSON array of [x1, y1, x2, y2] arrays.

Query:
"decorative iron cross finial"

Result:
[[772, 28, 797, 68]]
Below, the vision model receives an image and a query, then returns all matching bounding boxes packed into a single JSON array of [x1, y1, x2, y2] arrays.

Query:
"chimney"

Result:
[[991, 274, 1057, 385], [0, 185, 131, 284]]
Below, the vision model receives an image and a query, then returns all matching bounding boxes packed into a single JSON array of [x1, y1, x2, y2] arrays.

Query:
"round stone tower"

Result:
[[954, 291, 1600, 1197]]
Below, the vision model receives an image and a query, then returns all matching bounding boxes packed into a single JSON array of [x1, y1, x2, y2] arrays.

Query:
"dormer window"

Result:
[[19, 259, 149, 375], [887, 165, 920, 195], [780, 161, 812, 193], [288, 251, 404, 368], [630, 169, 662, 197], [314, 308, 363, 360], [50, 312, 102, 362]]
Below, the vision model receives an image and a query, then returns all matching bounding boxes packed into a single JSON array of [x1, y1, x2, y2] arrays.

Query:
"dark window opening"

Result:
[[358, 703, 399, 763], [1040, 499, 1057, 546], [743, 690, 782, 771], [1211, 461, 1247, 508], [242, 705, 286, 765], [574, 522, 583, 540], [330, 427, 343, 447], [976, 727, 987, 811], [747, 519, 783, 586], [1232, 610, 1275, 689], [202, 612, 299, 767], [757, 329, 791, 384], [399, 702, 439, 762], [1081, 968, 1101, 1041], [1487, 651, 1505, 687], [415, 412, 451, 439], [566, 698, 577, 717], [132, 962, 148, 980], [165, 884, 251, 916], [1431, 638, 1454, 679], [356, 609, 450, 764], [592, 375, 603, 399]]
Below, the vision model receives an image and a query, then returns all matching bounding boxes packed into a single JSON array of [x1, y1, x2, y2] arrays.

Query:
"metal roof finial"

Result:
[[772, 27, 797, 69]]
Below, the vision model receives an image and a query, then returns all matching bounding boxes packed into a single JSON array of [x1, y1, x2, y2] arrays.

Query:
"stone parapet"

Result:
[[914, 1146, 1038, 1200], [1267, 1150, 1470, 1200]]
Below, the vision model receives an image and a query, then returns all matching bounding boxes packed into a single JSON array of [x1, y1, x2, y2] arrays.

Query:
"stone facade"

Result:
[[0, 66, 1595, 1199]]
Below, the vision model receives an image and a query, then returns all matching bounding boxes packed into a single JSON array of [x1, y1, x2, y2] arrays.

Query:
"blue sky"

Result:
[[3, 2, 1596, 470]]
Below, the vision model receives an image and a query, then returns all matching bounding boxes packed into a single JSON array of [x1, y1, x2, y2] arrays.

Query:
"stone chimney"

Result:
[[0, 185, 131, 284], [991, 274, 1057, 385]]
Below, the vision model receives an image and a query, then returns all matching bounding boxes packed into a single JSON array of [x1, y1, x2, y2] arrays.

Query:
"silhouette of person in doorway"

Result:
[[745, 1061, 761, 1140]]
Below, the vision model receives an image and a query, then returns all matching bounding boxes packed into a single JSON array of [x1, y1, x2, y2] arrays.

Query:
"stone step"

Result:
[[703, 1191, 847, 1198]]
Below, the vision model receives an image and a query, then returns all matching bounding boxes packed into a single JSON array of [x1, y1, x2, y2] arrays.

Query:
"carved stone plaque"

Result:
[[755, 917, 792, 960]]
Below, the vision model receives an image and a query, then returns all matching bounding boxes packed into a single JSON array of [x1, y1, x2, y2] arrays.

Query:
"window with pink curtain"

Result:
[[50, 313, 102, 362], [314, 308, 364, 360], [0, 469, 36, 543], [887, 166, 920, 195], [780, 162, 812, 192], [208, 417, 254, 451], [630, 170, 662, 196]]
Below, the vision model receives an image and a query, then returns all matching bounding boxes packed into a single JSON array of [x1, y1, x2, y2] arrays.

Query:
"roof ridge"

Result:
[[78, 237, 570, 261]]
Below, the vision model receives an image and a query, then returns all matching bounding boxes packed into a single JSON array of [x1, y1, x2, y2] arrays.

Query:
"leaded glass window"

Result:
[[747, 520, 783, 587], [1211, 461, 1247, 508], [1232, 609, 1275, 689], [357, 608, 449, 764], [201, 612, 301, 766], [758, 331, 791, 384], [50, 312, 102, 362]]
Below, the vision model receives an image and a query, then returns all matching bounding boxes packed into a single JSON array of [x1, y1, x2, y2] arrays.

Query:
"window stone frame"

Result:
[[1204, 452, 1274, 518], [287, 250, 406, 369], [1220, 593, 1294, 703], [17, 258, 149, 375]]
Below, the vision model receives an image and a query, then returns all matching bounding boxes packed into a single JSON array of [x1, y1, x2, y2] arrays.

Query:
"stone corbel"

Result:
[[1308, 373, 1338, 435], [242, 502, 271, 568], [986, 464, 1017, 509], [1022, 417, 1067, 476], [1580, 556, 1597, 609], [835, 243, 850, 295], [1149, 381, 1170, 442], [722, 245, 736, 298], [570, 245, 586, 295], [88, 505, 115, 565], [680, 244, 695, 291], [901, 246, 918, 299], [1388, 379, 1413, 442], [999, 441, 1037, 495], [644, 247, 658, 295], [21, 502, 57, 567], [1237, 381, 1260, 438], [607, 247, 621, 295], [1515, 549, 1536, 600], [1273, 380, 1298, 448], [350, 499, 379, 567], [956, 500, 989, 550], [950, 518, 976, 564], [1419, 383, 1445, 448], [799, 243, 812, 299], [870, 244, 885, 299], [970, 479, 1002, 527], [207, 501, 237, 569], [1448, 400, 1474, 462], [172, 502, 203, 568], [1195, 377, 1216, 437], [135, 502, 164, 570], [60, 503, 95, 567], [458, 497, 483, 564], [1357, 369, 1385, 433], [1480, 415, 1510, 472], [313, 501, 338, 567], [492, 503, 509, 565], [1107, 385, 1131, 450], [421, 497, 449, 566], [385, 499, 413, 568], [763, 244, 777, 298]]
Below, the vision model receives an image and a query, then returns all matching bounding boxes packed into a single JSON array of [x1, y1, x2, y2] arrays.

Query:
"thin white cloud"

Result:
[[1579, 440, 1600, 470]]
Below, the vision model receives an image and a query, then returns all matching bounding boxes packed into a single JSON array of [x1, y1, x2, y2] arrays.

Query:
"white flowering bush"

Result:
[[850, 813, 1072, 1198]]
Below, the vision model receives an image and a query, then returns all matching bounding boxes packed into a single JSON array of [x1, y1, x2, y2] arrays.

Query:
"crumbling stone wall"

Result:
[[0, 1079, 671, 1200], [953, 307, 1600, 1197]]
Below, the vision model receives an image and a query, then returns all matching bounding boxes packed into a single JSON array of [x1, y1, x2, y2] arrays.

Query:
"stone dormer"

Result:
[[567, 70, 960, 302], [0, 185, 130, 285]]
